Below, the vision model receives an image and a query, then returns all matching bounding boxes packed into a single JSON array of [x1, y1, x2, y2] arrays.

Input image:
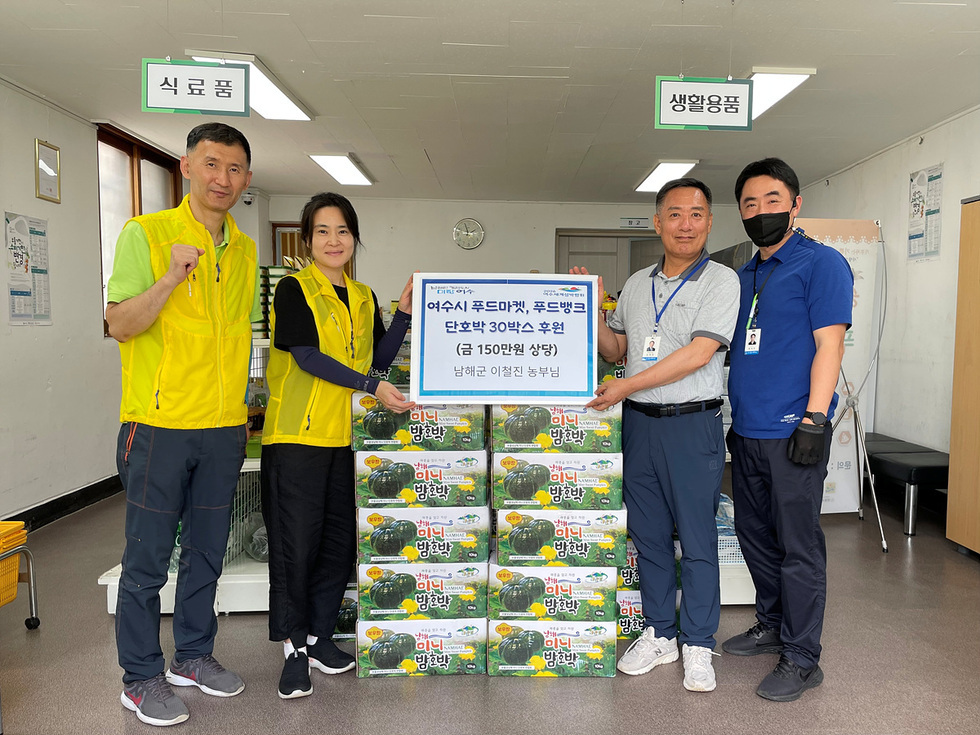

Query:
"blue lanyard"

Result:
[[652, 256, 709, 327]]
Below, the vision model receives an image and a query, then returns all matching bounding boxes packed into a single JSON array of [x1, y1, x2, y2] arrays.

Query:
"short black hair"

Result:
[[734, 157, 800, 202], [186, 123, 251, 167], [300, 192, 362, 249], [655, 177, 712, 213]]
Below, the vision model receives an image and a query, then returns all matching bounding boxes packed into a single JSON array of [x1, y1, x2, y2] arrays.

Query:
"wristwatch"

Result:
[[804, 411, 827, 427]]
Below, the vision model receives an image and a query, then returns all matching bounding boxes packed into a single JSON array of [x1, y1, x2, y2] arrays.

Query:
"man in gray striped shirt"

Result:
[[574, 177, 739, 693]]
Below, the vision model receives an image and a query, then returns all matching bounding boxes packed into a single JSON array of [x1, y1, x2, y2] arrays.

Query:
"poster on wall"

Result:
[[5, 212, 52, 326], [908, 163, 943, 260], [410, 273, 598, 404], [796, 219, 881, 514]]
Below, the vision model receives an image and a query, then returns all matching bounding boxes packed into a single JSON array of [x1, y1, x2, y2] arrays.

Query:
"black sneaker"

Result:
[[121, 673, 190, 727], [278, 652, 313, 699], [756, 655, 824, 702], [722, 621, 783, 656], [308, 639, 355, 674]]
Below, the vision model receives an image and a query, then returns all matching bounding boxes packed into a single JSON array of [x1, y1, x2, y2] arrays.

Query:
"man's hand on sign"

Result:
[[586, 377, 631, 411]]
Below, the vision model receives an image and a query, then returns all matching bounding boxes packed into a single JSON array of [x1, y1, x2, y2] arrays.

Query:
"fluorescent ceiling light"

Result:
[[749, 68, 815, 120], [187, 50, 312, 121], [310, 155, 373, 186], [636, 161, 699, 193]]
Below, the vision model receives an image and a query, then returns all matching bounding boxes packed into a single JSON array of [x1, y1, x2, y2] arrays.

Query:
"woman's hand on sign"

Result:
[[397, 272, 417, 315], [376, 381, 415, 413]]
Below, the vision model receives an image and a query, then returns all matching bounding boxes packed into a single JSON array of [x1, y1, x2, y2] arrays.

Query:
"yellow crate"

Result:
[[0, 521, 28, 607]]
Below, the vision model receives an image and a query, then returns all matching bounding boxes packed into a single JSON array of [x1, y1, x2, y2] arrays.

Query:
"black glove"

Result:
[[787, 422, 827, 465]]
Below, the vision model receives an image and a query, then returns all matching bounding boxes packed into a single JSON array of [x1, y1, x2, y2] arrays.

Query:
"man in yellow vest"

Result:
[[105, 122, 260, 727]]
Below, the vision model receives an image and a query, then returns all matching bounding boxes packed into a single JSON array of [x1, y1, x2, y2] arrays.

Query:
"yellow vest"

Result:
[[263, 266, 375, 447], [117, 195, 257, 429]]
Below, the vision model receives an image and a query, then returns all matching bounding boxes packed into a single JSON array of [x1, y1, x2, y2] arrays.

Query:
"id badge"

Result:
[[642, 334, 661, 362], [744, 328, 761, 355]]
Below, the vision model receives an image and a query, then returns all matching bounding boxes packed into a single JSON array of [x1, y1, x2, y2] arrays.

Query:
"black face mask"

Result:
[[742, 211, 791, 248]]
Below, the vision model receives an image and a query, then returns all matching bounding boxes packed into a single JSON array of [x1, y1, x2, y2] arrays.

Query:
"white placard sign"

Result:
[[143, 59, 249, 117], [410, 273, 598, 404]]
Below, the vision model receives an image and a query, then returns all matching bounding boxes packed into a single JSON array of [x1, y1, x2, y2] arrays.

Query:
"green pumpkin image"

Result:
[[498, 634, 533, 666], [335, 598, 357, 634], [368, 466, 404, 498], [517, 575, 546, 600], [363, 409, 398, 439], [370, 525, 404, 555], [509, 524, 542, 555], [388, 519, 418, 546], [504, 413, 538, 443], [370, 577, 407, 608], [525, 464, 551, 488], [369, 638, 405, 668], [504, 469, 537, 500], [516, 629, 545, 654], [499, 582, 534, 612], [522, 406, 553, 433]]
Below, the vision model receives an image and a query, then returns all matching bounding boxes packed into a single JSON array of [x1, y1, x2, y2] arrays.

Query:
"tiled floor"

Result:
[[0, 486, 977, 735]]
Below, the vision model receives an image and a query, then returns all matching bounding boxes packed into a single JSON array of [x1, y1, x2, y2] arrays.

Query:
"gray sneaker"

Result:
[[121, 673, 190, 727], [617, 628, 679, 676], [682, 644, 719, 692], [166, 654, 245, 697]]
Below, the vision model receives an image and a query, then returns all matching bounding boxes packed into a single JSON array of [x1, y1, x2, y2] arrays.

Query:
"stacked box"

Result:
[[618, 537, 639, 591], [355, 451, 488, 507], [488, 562, 616, 622], [352, 392, 485, 451], [358, 507, 490, 565], [616, 590, 643, 640], [491, 453, 623, 510], [333, 590, 359, 640], [358, 563, 488, 620], [491, 404, 621, 453], [495, 509, 627, 567], [487, 620, 616, 677], [357, 619, 487, 677], [367, 331, 411, 387]]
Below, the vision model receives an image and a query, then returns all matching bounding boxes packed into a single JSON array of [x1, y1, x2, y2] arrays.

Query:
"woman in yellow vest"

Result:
[[260, 192, 414, 698]]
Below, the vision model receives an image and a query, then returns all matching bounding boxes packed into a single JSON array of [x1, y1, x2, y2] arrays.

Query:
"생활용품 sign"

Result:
[[410, 273, 598, 404]]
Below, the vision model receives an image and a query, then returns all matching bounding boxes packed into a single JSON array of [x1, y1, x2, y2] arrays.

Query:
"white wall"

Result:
[[0, 80, 121, 517], [802, 106, 980, 452], [269, 196, 746, 305]]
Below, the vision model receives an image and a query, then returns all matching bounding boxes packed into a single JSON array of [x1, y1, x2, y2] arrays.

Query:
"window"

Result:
[[97, 124, 182, 332]]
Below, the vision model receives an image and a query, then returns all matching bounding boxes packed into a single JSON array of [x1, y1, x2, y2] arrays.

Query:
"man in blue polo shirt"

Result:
[[724, 158, 853, 702]]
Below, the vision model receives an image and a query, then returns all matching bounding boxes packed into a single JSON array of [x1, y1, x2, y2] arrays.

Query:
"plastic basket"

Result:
[[0, 521, 28, 606], [717, 535, 746, 565]]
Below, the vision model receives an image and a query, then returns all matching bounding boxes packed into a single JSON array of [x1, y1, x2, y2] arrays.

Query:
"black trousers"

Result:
[[727, 428, 832, 669], [261, 442, 356, 643]]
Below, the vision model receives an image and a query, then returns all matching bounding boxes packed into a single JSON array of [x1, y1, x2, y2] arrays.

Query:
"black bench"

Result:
[[866, 450, 949, 536]]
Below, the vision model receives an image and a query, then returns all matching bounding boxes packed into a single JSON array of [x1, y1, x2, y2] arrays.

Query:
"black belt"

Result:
[[625, 398, 723, 418]]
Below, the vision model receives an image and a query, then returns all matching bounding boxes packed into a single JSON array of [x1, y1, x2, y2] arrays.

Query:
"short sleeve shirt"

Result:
[[606, 249, 740, 404], [106, 219, 263, 322], [727, 230, 854, 438]]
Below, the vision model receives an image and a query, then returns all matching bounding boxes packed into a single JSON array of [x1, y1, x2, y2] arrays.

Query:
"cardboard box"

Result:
[[333, 589, 359, 640], [491, 453, 623, 510], [355, 451, 488, 508], [357, 563, 488, 620], [616, 590, 643, 639], [491, 404, 621, 453], [495, 509, 627, 567], [352, 391, 485, 451], [487, 620, 616, 677], [356, 619, 487, 677], [488, 563, 616, 622], [597, 354, 626, 384], [357, 507, 490, 565], [617, 538, 639, 591]]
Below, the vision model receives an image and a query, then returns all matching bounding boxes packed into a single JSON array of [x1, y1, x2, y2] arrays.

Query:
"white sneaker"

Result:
[[682, 644, 718, 692], [617, 628, 679, 676]]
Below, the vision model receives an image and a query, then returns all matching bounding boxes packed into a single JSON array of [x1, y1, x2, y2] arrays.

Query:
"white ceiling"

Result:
[[2, 0, 979, 204]]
